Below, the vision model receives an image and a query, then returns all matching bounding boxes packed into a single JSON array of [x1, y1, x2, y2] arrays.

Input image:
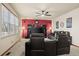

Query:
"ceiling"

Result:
[[10, 3, 79, 19]]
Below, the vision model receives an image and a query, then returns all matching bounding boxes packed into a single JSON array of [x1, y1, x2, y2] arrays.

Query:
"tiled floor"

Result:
[[8, 38, 79, 56]]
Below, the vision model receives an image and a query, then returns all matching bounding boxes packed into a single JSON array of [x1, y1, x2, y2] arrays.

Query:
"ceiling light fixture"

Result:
[[41, 14, 44, 17]]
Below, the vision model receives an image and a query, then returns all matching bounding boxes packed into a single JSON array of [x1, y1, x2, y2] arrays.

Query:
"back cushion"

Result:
[[31, 36, 44, 50], [57, 36, 70, 48]]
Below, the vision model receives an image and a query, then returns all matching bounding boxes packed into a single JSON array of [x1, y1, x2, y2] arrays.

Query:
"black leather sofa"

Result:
[[53, 31, 72, 45], [25, 31, 71, 56], [56, 35, 70, 55], [48, 31, 71, 55], [25, 33, 57, 56]]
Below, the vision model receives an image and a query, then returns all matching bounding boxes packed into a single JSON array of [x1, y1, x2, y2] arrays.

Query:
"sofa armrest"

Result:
[[25, 42, 31, 56]]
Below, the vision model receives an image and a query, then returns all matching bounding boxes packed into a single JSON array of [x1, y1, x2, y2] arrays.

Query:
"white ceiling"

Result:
[[10, 3, 79, 19]]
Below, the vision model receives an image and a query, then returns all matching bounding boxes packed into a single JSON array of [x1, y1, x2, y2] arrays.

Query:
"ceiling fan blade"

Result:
[[46, 14, 51, 16], [44, 11, 50, 14], [35, 8, 52, 17], [36, 14, 41, 16], [36, 12, 41, 14]]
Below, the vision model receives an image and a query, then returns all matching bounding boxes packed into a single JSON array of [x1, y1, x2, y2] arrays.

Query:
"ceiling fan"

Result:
[[35, 9, 52, 17]]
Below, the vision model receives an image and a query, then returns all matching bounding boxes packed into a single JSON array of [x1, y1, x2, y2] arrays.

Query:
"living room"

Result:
[[0, 2, 79, 56]]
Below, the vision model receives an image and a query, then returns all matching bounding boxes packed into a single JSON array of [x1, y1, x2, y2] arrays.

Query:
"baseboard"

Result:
[[72, 44, 79, 48], [1, 39, 20, 56]]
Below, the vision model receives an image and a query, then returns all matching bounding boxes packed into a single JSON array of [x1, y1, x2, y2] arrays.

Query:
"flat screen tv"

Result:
[[31, 27, 44, 33]]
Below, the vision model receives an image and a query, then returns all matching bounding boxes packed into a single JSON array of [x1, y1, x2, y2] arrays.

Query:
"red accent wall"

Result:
[[22, 19, 52, 38]]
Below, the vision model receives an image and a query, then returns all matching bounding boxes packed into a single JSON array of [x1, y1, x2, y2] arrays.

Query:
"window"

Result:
[[2, 5, 10, 36], [9, 12, 15, 34], [1, 4, 19, 38], [2, 6, 9, 32], [15, 17, 19, 33]]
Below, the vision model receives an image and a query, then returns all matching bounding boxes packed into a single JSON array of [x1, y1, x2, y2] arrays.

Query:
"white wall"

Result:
[[0, 4, 20, 55], [0, 4, 2, 32], [53, 7, 79, 46]]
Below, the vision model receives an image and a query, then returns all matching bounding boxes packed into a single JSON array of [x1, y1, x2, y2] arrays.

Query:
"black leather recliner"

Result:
[[54, 31, 72, 44], [56, 35, 70, 55], [25, 33, 45, 56], [47, 31, 71, 55], [53, 31, 71, 55]]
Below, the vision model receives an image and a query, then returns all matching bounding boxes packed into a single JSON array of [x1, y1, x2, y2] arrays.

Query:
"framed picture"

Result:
[[56, 21, 59, 29], [60, 21, 64, 28], [66, 17, 72, 28]]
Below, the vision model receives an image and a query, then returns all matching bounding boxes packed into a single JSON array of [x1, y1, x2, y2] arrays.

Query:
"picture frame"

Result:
[[60, 21, 64, 28], [66, 17, 72, 28], [56, 21, 59, 29]]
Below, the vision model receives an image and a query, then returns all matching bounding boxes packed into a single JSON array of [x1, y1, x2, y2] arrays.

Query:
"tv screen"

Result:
[[31, 27, 44, 33]]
